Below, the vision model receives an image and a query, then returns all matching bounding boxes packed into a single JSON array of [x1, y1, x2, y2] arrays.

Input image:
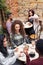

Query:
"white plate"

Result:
[[18, 51, 39, 62], [24, 22, 33, 28]]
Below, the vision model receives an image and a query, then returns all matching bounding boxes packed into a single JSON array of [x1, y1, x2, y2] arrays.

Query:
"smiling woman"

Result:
[[0, 34, 24, 65], [11, 20, 30, 47], [11, 20, 25, 46]]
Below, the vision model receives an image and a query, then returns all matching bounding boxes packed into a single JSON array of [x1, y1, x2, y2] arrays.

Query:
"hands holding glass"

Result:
[[14, 40, 35, 58], [14, 45, 29, 57]]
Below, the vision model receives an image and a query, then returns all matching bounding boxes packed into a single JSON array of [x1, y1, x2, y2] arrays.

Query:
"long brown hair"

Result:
[[0, 34, 8, 57], [11, 20, 26, 37], [28, 9, 35, 17]]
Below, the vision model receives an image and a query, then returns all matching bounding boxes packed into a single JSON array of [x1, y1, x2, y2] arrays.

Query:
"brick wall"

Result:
[[6, 0, 43, 20]]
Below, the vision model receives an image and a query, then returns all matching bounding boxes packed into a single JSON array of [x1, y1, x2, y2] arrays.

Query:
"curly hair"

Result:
[[11, 20, 26, 37]]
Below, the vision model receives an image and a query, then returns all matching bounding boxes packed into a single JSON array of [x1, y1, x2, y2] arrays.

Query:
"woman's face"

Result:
[[3, 37, 7, 47], [29, 11, 33, 16], [15, 24, 20, 33]]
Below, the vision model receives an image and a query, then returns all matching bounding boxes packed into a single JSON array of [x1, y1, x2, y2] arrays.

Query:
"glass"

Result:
[[29, 40, 36, 56], [23, 38, 26, 46], [31, 40, 35, 48], [29, 52, 35, 57]]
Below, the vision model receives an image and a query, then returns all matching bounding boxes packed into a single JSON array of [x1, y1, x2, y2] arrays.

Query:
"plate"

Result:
[[26, 22, 32, 25], [14, 44, 39, 62], [23, 22, 33, 28], [18, 51, 39, 62]]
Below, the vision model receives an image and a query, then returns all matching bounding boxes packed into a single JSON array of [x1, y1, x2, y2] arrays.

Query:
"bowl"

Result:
[[29, 52, 35, 57]]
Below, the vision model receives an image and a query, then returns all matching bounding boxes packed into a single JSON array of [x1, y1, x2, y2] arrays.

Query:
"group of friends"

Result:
[[0, 9, 43, 65]]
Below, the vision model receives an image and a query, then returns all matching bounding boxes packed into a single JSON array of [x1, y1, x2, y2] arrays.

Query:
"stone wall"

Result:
[[6, 0, 18, 17], [6, 0, 43, 20]]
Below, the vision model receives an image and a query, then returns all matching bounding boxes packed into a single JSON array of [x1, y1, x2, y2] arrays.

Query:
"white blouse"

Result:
[[0, 49, 19, 65]]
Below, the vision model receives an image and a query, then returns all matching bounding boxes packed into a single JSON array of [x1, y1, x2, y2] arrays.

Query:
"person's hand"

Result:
[[14, 48, 18, 52], [19, 51, 25, 57], [23, 47, 28, 55], [23, 49, 28, 54]]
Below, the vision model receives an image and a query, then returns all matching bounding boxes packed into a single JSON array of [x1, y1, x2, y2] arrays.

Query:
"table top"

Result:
[[23, 22, 33, 28], [15, 44, 39, 62]]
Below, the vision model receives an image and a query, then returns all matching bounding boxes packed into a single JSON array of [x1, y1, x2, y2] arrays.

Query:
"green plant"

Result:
[[0, 0, 10, 22]]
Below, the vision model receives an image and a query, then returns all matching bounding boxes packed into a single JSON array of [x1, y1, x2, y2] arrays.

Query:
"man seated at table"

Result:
[[24, 39, 43, 65]]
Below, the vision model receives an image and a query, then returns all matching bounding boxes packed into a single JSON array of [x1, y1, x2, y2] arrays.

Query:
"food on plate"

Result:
[[26, 22, 32, 26], [30, 34, 38, 39]]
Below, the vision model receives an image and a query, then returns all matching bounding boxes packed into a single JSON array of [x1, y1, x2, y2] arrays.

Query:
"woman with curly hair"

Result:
[[11, 20, 29, 46]]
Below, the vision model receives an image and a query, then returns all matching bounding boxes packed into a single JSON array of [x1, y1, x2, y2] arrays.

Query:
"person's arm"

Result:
[[8, 48, 18, 55], [8, 49, 14, 54], [26, 54, 30, 65], [3, 54, 19, 65], [24, 35, 30, 43], [6, 22, 11, 34], [23, 48, 30, 65], [10, 33, 17, 48], [0, 52, 19, 65], [26, 53, 34, 65]]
